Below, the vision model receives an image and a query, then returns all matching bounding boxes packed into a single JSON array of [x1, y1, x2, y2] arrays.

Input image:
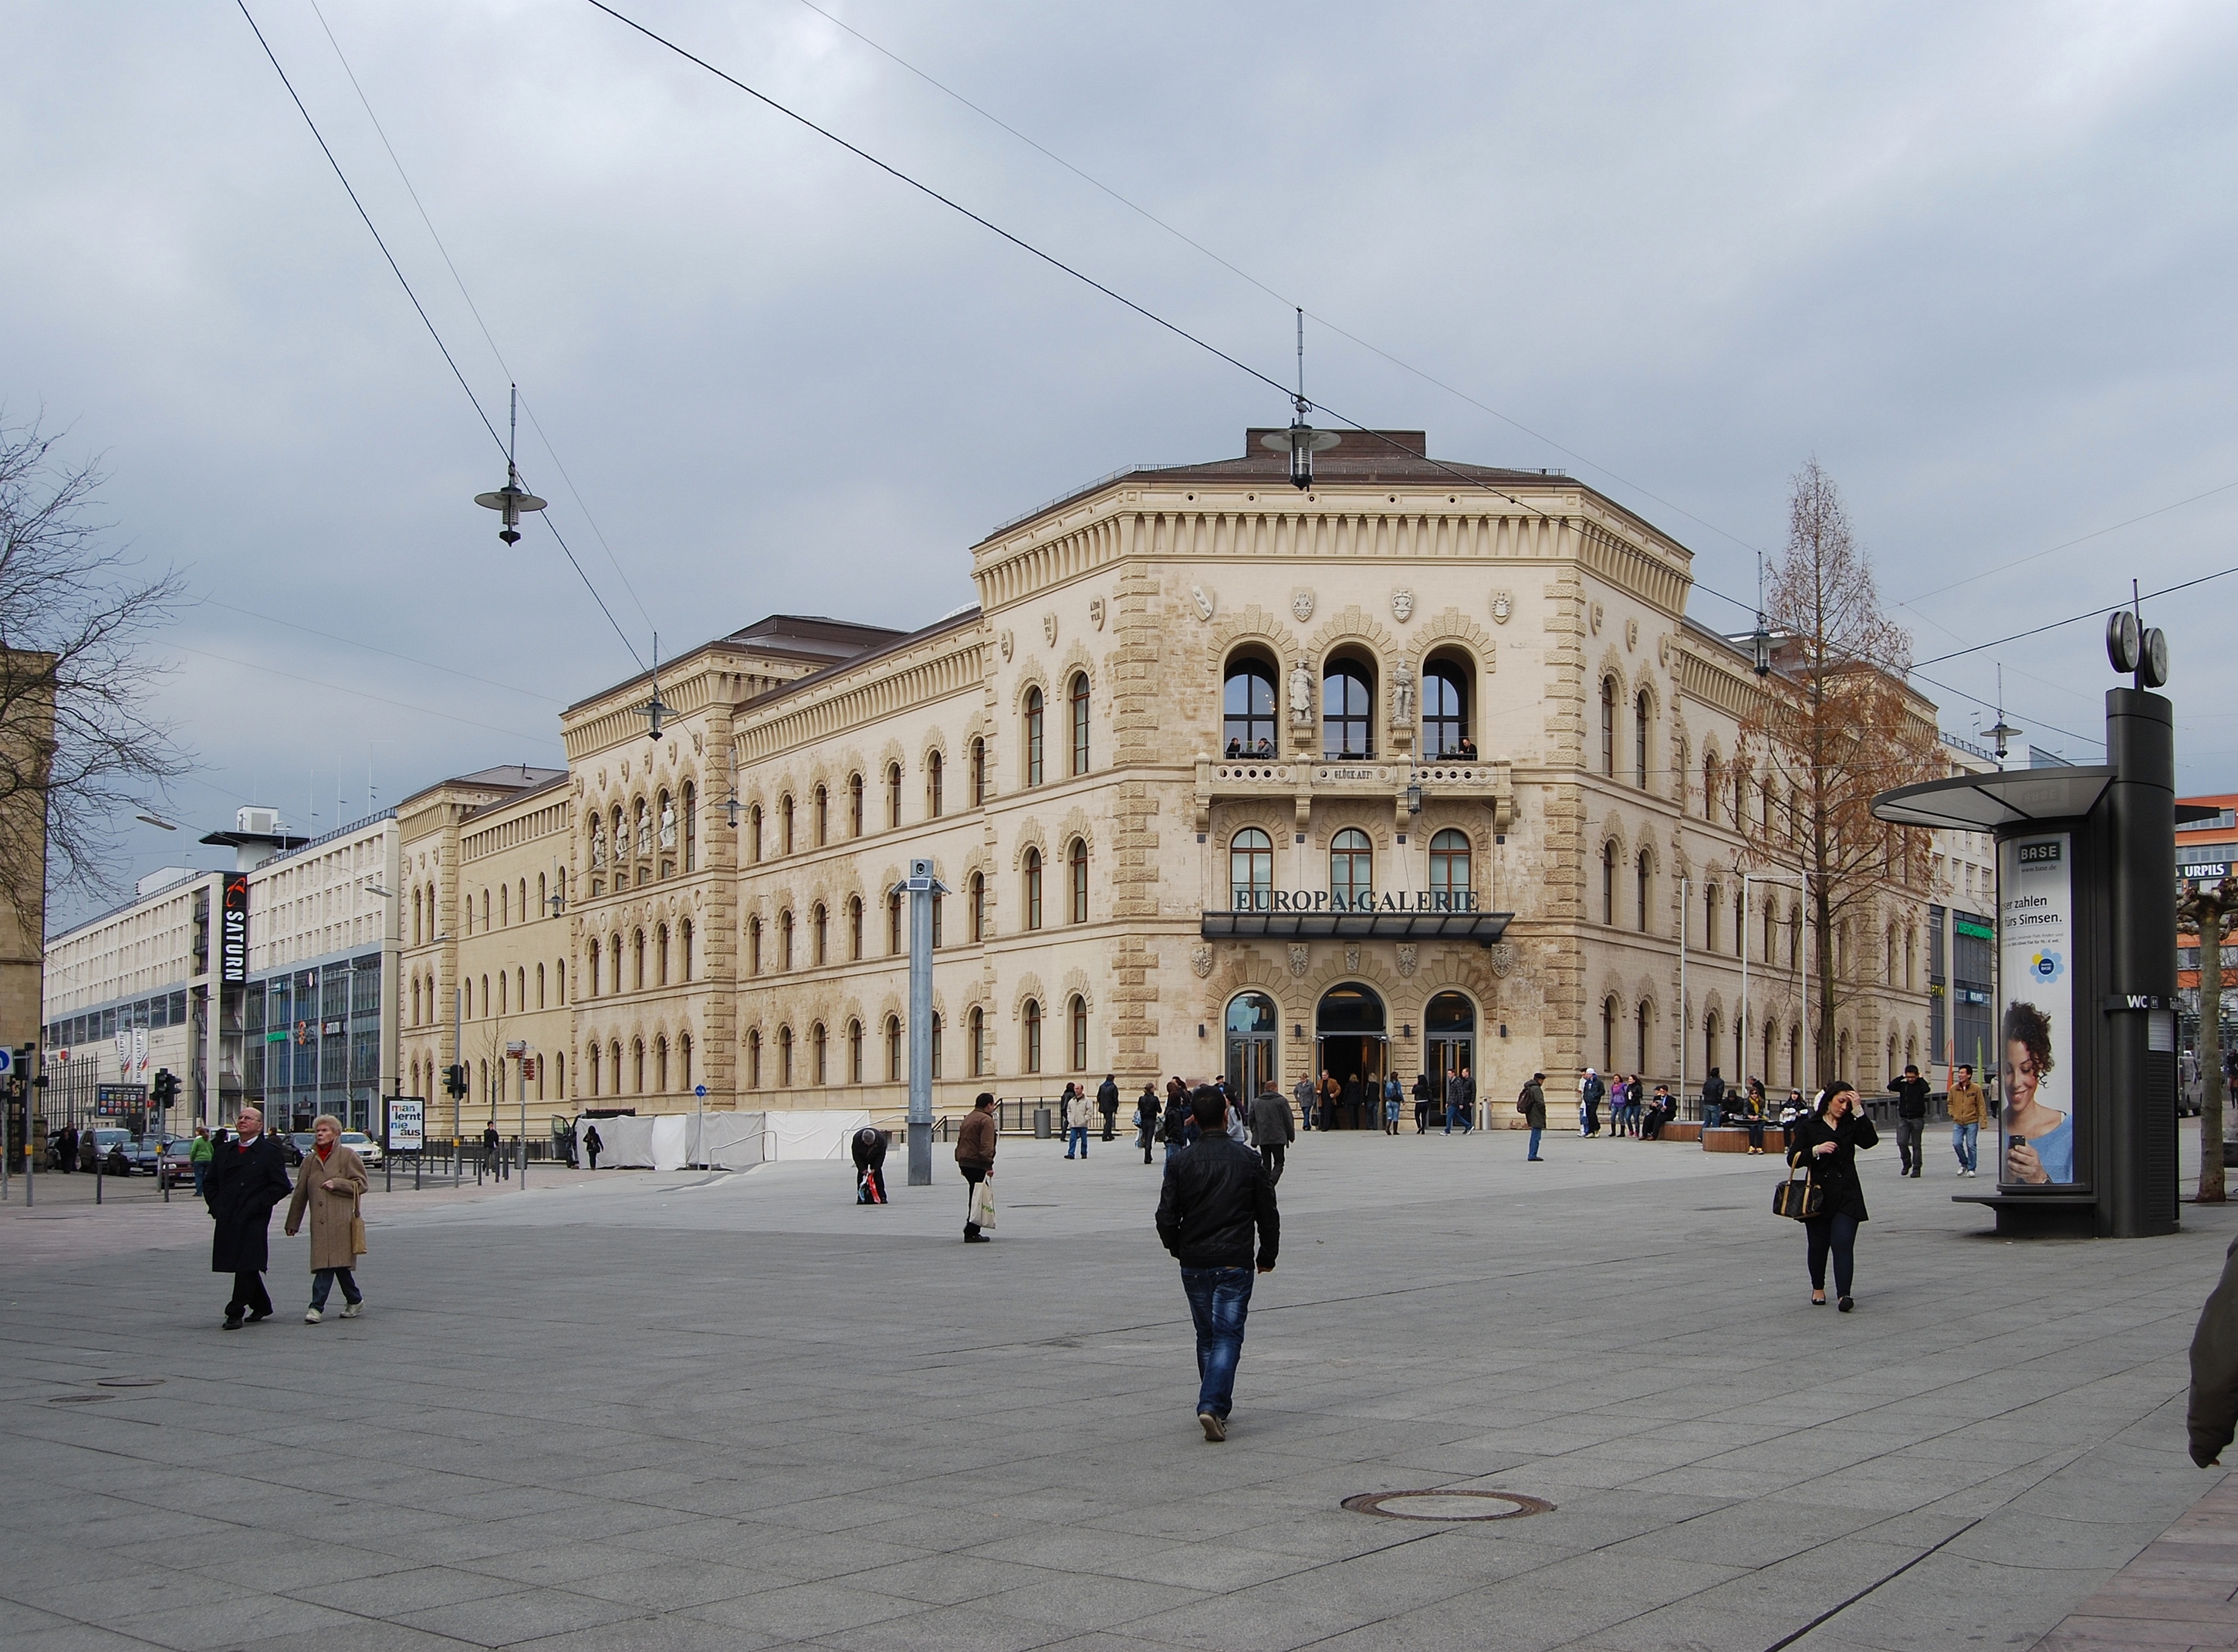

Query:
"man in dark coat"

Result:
[[2192, 1235, 2238, 1466], [1097, 1074, 1121, 1140], [1156, 1086, 1279, 1441], [205, 1105, 292, 1329], [1889, 1064, 1932, 1178]]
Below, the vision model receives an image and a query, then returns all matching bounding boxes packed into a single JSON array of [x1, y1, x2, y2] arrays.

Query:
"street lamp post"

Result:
[[899, 859, 945, 1186]]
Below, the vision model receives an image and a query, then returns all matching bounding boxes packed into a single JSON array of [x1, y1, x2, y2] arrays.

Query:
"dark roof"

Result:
[[722, 614, 908, 665], [741, 606, 982, 714]]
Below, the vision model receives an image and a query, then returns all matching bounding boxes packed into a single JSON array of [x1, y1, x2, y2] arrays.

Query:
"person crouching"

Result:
[[1154, 1086, 1280, 1442]]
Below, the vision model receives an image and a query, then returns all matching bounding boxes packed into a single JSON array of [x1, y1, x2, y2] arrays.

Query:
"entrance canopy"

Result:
[[1871, 768, 2115, 833], [1203, 910, 1512, 942]]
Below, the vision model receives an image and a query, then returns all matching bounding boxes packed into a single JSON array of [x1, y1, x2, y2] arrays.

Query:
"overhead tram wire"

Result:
[[305, 0, 657, 638], [234, 0, 645, 674]]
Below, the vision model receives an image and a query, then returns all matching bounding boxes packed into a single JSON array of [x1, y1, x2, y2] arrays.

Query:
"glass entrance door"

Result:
[[1225, 992, 1278, 1103], [1425, 992, 1477, 1107]]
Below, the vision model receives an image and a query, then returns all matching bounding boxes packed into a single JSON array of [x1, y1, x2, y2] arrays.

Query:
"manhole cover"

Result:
[[96, 1377, 165, 1389], [48, 1394, 113, 1405], [1343, 1489, 1553, 1522]]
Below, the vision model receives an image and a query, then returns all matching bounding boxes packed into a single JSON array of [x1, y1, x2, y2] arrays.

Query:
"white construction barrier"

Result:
[[647, 1113, 688, 1171], [763, 1110, 872, 1161], [688, 1111, 766, 1169], [574, 1113, 655, 1167]]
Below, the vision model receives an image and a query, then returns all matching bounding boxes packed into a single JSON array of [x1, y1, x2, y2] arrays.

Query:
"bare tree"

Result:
[[0, 416, 188, 922], [1737, 459, 1940, 1087], [2179, 871, 2236, 1203]]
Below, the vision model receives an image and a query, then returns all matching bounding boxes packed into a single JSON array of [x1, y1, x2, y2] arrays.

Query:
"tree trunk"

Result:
[[1814, 882, 1837, 1091], [2203, 904, 2226, 1204]]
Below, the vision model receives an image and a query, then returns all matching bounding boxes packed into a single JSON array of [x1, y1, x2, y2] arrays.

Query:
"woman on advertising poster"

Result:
[[2002, 999, 2072, 1184]]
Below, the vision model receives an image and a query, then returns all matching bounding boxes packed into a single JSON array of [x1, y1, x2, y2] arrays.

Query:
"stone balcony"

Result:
[[1194, 752, 1513, 837]]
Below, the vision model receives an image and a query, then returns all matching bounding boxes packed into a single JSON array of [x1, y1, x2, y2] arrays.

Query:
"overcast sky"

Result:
[[8, 0, 2236, 925]]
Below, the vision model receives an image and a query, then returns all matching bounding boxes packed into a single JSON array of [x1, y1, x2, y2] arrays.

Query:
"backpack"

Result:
[[1583, 1076, 1604, 1104], [1515, 1086, 1533, 1117]]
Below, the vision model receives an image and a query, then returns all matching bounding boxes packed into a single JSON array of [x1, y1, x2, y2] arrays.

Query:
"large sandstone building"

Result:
[[399, 429, 1934, 1130]]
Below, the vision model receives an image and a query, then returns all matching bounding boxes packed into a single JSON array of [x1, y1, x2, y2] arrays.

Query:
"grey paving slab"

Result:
[[3, 1130, 2233, 1652]]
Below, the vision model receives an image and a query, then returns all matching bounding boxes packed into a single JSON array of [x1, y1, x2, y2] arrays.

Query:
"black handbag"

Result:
[[1773, 1160, 1824, 1221]]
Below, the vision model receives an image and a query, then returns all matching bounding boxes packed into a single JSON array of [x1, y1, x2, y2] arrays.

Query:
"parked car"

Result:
[[159, 1138, 199, 1188], [120, 1136, 177, 1175], [338, 1130, 382, 1168], [80, 1127, 134, 1171], [282, 1133, 312, 1167]]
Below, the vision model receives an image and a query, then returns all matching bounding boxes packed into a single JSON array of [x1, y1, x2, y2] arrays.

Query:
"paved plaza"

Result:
[[2, 1123, 2233, 1651]]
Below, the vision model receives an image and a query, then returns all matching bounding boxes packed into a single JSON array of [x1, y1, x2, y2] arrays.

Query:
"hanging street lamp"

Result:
[[1258, 309, 1340, 490], [473, 384, 547, 545]]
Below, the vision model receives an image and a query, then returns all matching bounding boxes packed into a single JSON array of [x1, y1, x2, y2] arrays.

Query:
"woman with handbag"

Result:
[[283, 1113, 367, 1322], [1788, 1082, 1878, 1311]]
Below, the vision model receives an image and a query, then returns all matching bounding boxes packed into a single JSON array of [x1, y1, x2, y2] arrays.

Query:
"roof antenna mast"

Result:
[[1261, 308, 1339, 492]]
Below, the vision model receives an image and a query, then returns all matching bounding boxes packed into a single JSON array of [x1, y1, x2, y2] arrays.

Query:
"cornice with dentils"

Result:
[[735, 625, 987, 765]]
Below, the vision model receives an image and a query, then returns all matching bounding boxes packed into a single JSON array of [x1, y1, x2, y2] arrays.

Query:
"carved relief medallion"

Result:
[[1344, 944, 1361, 973], [1590, 602, 1604, 635], [1489, 590, 1513, 624], [1043, 613, 1058, 648], [1395, 944, 1418, 978], [999, 630, 1014, 661], [1490, 944, 1518, 978], [1088, 597, 1105, 631], [1391, 588, 1415, 624], [1189, 944, 1214, 979], [1626, 618, 1638, 651], [1291, 587, 1316, 623], [1190, 583, 1217, 622], [1287, 943, 1311, 978]]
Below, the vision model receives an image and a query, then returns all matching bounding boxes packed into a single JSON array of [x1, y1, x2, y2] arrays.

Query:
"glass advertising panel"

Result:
[[1999, 833, 2077, 1187]]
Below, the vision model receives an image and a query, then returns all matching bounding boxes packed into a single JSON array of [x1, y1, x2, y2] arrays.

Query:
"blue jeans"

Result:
[[1952, 1122, 1979, 1171], [310, 1268, 360, 1310], [1443, 1103, 1455, 1134], [1527, 1126, 1543, 1159], [1066, 1126, 1089, 1157], [1180, 1266, 1254, 1419]]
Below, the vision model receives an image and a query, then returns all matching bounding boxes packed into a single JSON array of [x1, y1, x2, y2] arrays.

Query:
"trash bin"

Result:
[[1033, 1107, 1053, 1139]]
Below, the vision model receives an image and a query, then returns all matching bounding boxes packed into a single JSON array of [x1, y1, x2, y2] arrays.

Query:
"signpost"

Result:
[[901, 858, 945, 1187]]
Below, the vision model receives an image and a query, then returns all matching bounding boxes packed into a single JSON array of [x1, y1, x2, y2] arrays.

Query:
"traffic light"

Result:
[[444, 1064, 468, 1100], [151, 1069, 178, 1112]]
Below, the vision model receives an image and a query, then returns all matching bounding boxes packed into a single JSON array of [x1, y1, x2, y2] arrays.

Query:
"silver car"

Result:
[[338, 1130, 383, 1167]]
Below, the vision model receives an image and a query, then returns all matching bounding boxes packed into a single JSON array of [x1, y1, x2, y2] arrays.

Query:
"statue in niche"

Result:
[[1391, 658, 1415, 728], [1288, 659, 1314, 724]]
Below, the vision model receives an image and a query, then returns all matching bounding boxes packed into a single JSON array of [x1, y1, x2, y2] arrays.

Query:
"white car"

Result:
[[338, 1130, 384, 1167]]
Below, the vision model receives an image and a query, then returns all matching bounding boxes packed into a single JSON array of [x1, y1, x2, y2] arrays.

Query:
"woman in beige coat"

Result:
[[283, 1114, 367, 1323]]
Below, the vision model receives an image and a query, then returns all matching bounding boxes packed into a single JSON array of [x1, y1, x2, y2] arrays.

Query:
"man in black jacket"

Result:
[[1097, 1074, 1121, 1140], [205, 1105, 292, 1329], [1889, 1064, 1932, 1178], [1155, 1086, 1280, 1442]]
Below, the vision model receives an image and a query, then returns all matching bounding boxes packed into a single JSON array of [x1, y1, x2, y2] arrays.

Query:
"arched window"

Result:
[[1734, 767, 1749, 829], [536, 962, 546, 1008], [1735, 890, 1746, 958], [1322, 656, 1374, 759], [1600, 677, 1617, 776], [1638, 999, 1653, 1073], [536, 874, 546, 921], [1424, 656, 1469, 758], [1330, 827, 1373, 910], [1070, 995, 1089, 1070], [1637, 850, 1653, 932], [1905, 927, 1917, 990], [1635, 691, 1651, 789], [927, 750, 944, 818], [481, 889, 490, 931], [746, 1029, 761, 1090], [1886, 924, 1898, 984], [1023, 998, 1043, 1074], [886, 763, 902, 829], [1766, 901, 1778, 961], [1705, 885, 1720, 953], [656, 1035, 670, 1093], [780, 794, 794, 856], [498, 971, 506, 1015], [680, 920, 693, 981], [1069, 838, 1088, 924], [748, 803, 762, 863], [633, 928, 646, 990], [480, 975, 489, 1017], [656, 923, 670, 986], [1702, 756, 1719, 823], [848, 772, 864, 836], [1023, 848, 1043, 931], [1429, 829, 1471, 910], [884, 1015, 901, 1081], [587, 937, 601, 995], [1222, 655, 1278, 758], [1025, 687, 1046, 785], [683, 782, 696, 871], [589, 1045, 600, 1097], [813, 1022, 828, 1086], [1704, 1008, 1721, 1083], [501, 884, 509, 927], [1602, 995, 1618, 1073], [813, 784, 828, 846], [747, 917, 762, 975], [778, 1025, 793, 1088], [1790, 905, 1804, 970], [779, 910, 794, 971], [411, 976, 421, 1026], [969, 871, 986, 941], [678, 1035, 691, 1093], [971, 738, 987, 806], [848, 896, 863, 960], [887, 890, 902, 954], [1069, 673, 1090, 775], [1601, 843, 1617, 925], [1229, 828, 1273, 911], [813, 903, 828, 966], [847, 1019, 863, 1083], [969, 1005, 987, 1076], [931, 887, 944, 948]]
